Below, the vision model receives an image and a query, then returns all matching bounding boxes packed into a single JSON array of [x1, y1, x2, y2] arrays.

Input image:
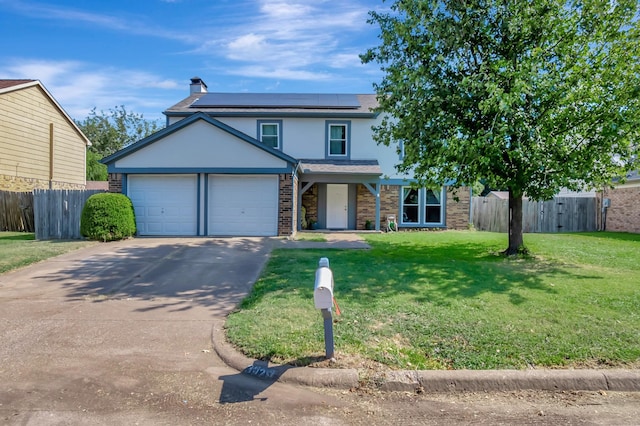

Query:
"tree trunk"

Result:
[[504, 188, 525, 255]]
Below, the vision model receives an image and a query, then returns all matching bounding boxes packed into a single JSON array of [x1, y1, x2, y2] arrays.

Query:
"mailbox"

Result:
[[314, 257, 334, 310]]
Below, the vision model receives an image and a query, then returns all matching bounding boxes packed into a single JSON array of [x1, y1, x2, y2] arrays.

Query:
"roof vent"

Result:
[[190, 77, 208, 94]]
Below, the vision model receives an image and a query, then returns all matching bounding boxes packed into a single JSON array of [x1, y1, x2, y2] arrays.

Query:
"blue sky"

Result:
[[0, 0, 385, 122]]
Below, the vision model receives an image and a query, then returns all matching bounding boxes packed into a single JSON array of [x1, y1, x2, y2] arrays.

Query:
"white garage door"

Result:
[[128, 175, 198, 236], [208, 175, 279, 236]]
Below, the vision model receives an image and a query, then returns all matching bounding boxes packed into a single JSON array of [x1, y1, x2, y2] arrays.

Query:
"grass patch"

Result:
[[226, 231, 640, 370], [0, 232, 96, 274]]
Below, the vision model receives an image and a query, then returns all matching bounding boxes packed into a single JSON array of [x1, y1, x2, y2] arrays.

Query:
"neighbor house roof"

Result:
[[164, 93, 380, 118], [0, 79, 36, 90], [85, 181, 109, 190], [487, 191, 510, 199], [0, 79, 91, 146]]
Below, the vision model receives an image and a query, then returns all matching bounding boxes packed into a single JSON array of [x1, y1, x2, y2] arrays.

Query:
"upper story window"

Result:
[[257, 120, 282, 150], [326, 120, 350, 158], [401, 187, 444, 226]]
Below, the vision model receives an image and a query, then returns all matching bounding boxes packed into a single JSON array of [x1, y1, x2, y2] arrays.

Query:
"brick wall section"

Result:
[[445, 186, 471, 230], [374, 185, 469, 230], [0, 174, 84, 191], [108, 173, 122, 193], [356, 184, 376, 229], [278, 173, 294, 236], [602, 186, 640, 233], [380, 185, 400, 229], [301, 184, 318, 228]]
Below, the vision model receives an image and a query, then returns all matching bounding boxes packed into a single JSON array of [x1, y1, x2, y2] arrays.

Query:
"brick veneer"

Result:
[[379, 185, 400, 229], [278, 173, 294, 236], [356, 184, 382, 230], [0, 174, 84, 191], [354, 184, 470, 230], [445, 187, 471, 230], [108, 173, 122, 193], [602, 185, 640, 233]]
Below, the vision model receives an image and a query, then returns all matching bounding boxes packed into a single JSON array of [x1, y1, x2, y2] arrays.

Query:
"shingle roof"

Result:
[[0, 79, 36, 90], [165, 93, 379, 118], [299, 159, 382, 175]]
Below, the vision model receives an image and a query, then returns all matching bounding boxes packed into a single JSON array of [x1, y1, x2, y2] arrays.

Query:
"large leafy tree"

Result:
[[76, 106, 161, 180], [85, 150, 108, 181], [362, 0, 639, 254]]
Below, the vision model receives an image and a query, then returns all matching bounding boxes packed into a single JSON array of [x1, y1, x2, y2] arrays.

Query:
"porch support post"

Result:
[[375, 184, 381, 231], [300, 181, 315, 195]]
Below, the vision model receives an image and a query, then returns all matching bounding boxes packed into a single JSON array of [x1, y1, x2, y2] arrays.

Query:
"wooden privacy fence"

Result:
[[0, 191, 35, 232], [34, 189, 105, 240], [472, 197, 597, 233]]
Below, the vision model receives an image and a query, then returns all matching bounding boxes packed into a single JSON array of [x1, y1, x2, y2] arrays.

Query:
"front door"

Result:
[[326, 184, 348, 229]]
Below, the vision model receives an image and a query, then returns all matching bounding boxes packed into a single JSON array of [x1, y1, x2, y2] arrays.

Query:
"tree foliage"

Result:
[[76, 106, 161, 181], [86, 150, 107, 181], [362, 0, 640, 254]]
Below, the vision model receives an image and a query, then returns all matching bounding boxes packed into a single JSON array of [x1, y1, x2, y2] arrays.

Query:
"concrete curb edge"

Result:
[[212, 319, 640, 393], [211, 319, 359, 390]]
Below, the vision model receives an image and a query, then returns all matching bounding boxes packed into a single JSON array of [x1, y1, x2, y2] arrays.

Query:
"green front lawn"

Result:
[[0, 232, 96, 274], [226, 231, 640, 370]]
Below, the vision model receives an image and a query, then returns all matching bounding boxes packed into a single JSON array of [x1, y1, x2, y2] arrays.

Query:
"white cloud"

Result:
[[328, 53, 367, 69], [227, 65, 332, 81], [0, 58, 181, 121], [0, 0, 198, 44], [202, 0, 374, 82], [227, 34, 271, 60], [0, 0, 381, 94]]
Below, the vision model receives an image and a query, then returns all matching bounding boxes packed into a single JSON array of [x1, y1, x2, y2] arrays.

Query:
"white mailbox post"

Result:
[[314, 257, 335, 360]]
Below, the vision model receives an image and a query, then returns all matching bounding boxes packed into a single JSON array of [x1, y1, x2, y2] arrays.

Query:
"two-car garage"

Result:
[[128, 174, 279, 237], [102, 113, 296, 237]]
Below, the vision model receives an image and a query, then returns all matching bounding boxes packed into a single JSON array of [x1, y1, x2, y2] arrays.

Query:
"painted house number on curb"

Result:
[[243, 365, 277, 379]]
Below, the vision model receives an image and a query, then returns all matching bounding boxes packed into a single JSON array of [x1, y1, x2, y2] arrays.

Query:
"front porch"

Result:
[[297, 160, 383, 232]]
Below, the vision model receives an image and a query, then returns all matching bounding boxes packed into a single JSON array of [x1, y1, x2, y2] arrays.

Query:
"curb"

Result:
[[379, 369, 640, 392], [211, 320, 359, 389], [212, 320, 640, 393]]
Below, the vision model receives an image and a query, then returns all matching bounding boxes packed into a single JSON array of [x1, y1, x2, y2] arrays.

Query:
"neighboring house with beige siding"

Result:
[[0, 79, 89, 191]]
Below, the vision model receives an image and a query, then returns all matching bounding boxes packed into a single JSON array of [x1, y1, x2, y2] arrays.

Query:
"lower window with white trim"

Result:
[[401, 187, 444, 226]]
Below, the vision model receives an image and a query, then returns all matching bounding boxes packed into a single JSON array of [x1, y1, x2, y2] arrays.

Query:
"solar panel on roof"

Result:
[[190, 93, 361, 109]]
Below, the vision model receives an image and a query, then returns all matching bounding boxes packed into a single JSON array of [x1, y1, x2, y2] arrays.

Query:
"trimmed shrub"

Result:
[[81, 193, 136, 241]]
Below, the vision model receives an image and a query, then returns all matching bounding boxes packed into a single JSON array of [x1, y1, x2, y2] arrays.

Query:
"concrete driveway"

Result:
[[0, 237, 351, 424]]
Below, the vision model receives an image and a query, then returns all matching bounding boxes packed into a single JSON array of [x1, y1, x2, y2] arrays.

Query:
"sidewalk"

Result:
[[272, 232, 373, 250]]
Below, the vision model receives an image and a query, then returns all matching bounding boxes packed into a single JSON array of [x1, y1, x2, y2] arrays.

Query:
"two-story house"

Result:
[[102, 77, 470, 236]]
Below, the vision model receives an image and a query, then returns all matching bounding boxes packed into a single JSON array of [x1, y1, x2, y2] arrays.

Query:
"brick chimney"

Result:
[[190, 76, 208, 94]]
